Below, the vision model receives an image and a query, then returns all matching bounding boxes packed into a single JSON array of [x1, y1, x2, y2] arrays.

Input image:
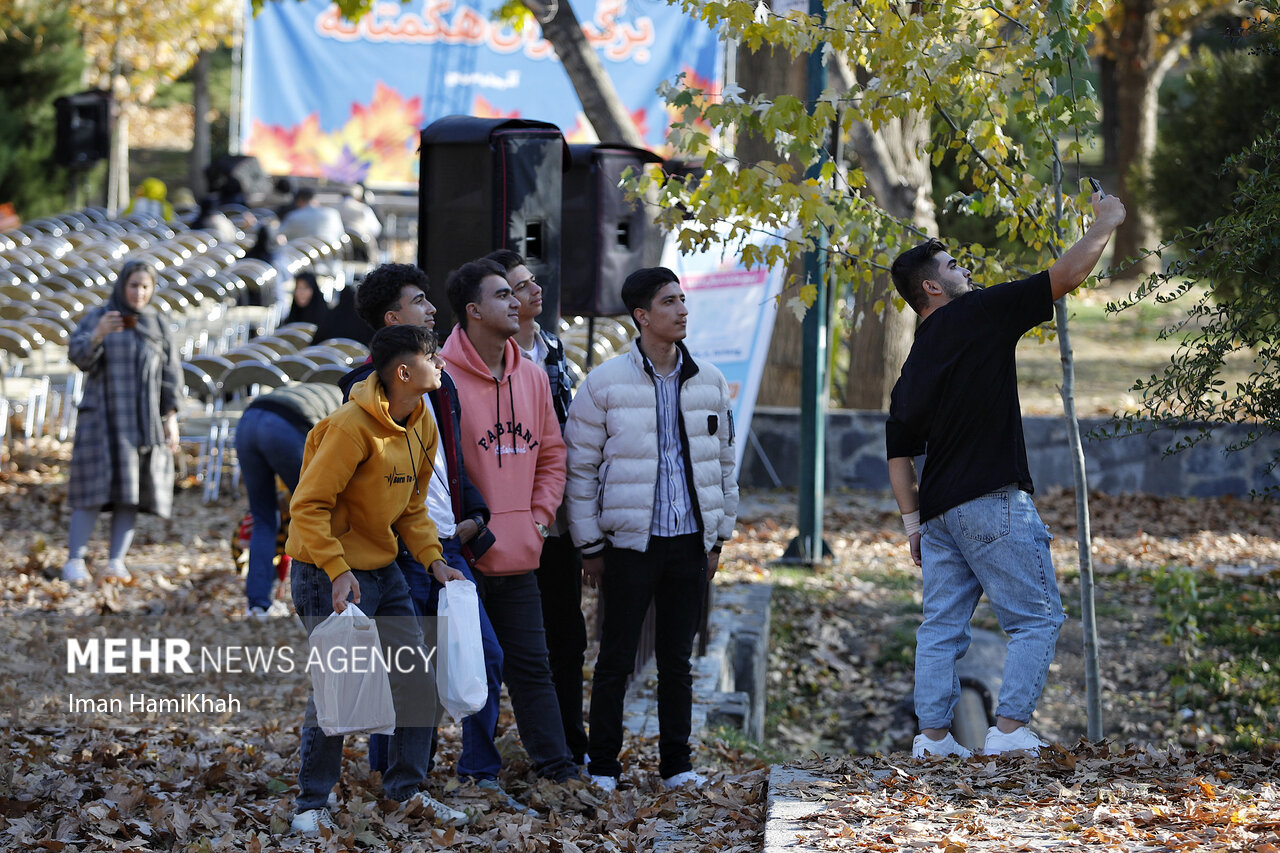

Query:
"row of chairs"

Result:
[[177, 324, 368, 502], [1, 209, 254, 450], [559, 316, 633, 380], [0, 204, 350, 452]]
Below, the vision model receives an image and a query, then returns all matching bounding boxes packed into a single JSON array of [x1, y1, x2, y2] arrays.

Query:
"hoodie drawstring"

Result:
[[507, 381, 516, 462], [490, 376, 519, 468], [493, 379, 503, 469], [407, 426, 423, 495]]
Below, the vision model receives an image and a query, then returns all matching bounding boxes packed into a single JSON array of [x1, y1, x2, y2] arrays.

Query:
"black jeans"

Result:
[[535, 532, 589, 763], [470, 570, 577, 782], [587, 533, 707, 780]]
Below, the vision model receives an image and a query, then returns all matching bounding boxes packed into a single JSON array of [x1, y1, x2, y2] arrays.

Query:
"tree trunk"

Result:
[[839, 65, 933, 411], [108, 105, 129, 214], [843, 271, 915, 409], [739, 43, 808, 407], [757, 261, 806, 407], [841, 116, 932, 409], [1098, 56, 1119, 172], [1109, 0, 1161, 279], [190, 49, 211, 198], [524, 0, 643, 147]]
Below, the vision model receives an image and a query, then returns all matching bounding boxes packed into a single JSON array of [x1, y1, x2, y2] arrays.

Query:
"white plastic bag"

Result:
[[307, 605, 396, 736], [436, 580, 488, 721]]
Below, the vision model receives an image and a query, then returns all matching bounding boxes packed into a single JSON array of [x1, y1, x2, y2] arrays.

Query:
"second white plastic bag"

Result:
[[307, 605, 396, 736], [436, 579, 488, 721]]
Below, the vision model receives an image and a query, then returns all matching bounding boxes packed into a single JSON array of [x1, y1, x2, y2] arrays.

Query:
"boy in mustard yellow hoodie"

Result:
[[285, 324, 465, 835]]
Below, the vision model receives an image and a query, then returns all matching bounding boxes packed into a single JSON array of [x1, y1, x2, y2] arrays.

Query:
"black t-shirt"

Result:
[[885, 271, 1052, 521]]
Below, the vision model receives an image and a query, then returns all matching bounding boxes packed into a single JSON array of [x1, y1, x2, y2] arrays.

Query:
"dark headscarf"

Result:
[[311, 285, 373, 345], [106, 259, 165, 347], [246, 221, 281, 264], [284, 271, 332, 327]]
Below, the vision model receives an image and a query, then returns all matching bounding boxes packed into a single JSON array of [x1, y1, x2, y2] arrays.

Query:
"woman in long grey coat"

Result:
[[62, 259, 182, 583]]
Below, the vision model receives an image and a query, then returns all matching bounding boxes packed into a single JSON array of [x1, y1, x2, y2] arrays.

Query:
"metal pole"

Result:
[[782, 0, 832, 565], [229, 1, 245, 155], [1050, 0, 1103, 741]]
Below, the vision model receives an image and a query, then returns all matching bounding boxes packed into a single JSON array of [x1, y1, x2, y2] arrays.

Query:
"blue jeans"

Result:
[[235, 408, 306, 610], [915, 485, 1065, 730], [292, 559, 436, 809], [368, 536, 503, 776], [464, 571, 576, 782], [588, 534, 706, 780]]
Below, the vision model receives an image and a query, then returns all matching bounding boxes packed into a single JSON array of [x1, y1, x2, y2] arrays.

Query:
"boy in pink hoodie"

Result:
[[437, 258, 578, 784]]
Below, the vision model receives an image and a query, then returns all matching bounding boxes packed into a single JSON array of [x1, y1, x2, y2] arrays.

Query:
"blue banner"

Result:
[[242, 0, 721, 183]]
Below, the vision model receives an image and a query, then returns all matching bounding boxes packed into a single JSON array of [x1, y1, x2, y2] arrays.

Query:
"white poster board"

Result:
[[663, 235, 786, 471]]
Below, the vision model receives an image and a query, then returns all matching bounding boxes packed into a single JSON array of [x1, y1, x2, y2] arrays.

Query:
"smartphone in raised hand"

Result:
[[1088, 177, 1106, 197]]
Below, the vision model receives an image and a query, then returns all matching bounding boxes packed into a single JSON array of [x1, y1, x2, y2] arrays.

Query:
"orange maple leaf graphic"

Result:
[[349, 82, 425, 149], [472, 96, 521, 119]]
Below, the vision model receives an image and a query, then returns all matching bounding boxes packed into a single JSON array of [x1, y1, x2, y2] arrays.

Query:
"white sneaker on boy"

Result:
[[911, 732, 974, 759]]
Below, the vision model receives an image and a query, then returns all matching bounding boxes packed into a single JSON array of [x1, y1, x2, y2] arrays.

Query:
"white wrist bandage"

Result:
[[902, 510, 921, 537]]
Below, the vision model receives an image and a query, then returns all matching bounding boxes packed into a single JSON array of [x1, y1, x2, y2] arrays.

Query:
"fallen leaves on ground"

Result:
[[0, 438, 767, 851], [5, 437, 1280, 851], [780, 744, 1280, 852]]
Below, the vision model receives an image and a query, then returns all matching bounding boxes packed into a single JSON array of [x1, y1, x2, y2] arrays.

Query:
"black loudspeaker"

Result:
[[560, 144, 665, 318], [419, 116, 568, 332], [54, 91, 112, 168]]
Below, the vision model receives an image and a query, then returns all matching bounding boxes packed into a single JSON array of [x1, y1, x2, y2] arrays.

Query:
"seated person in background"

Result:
[[284, 271, 331, 328], [195, 195, 238, 244], [124, 177, 174, 221], [281, 186, 345, 249], [311, 284, 373, 345]]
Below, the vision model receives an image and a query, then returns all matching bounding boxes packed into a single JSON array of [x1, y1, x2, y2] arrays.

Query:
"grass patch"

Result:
[[854, 566, 918, 594], [708, 725, 790, 767], [874, 623, 917, 667], [1152, 566, 1280, 749], [1014, 280, 1258, 416]]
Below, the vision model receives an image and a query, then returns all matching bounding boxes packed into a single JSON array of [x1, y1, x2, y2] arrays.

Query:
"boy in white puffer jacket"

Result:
[[564, 266, 738, 793]]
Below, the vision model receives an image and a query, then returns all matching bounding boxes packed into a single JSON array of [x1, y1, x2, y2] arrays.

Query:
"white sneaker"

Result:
[[247, 601, 291, 622], [589, 774, 618, 794], [61, 559, 91, 584], [407, 790, 471, 826], [912, 732, 974, 759], [661, 770, 707, 790], [984, 725, 1047, 755], [104, 559, 131, 583], [291, 808, 336, 834]]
